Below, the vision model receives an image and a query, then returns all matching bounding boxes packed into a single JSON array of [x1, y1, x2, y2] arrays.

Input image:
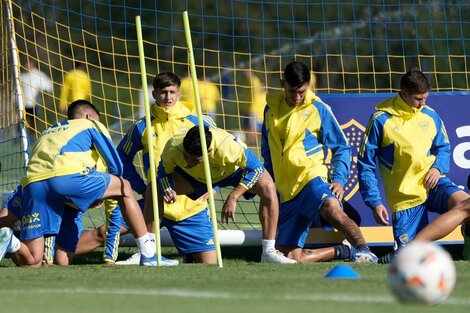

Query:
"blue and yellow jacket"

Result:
[[117, 100, 215, 221], [358, 94, 450, 212], [117, 100, 214, 195], [261, 89, 351, 203], [23, 119, 122, 187], [159, 127, 264, 192]]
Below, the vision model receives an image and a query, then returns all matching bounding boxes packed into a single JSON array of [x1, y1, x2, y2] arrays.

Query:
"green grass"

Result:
[[1, 247, 469, 313]]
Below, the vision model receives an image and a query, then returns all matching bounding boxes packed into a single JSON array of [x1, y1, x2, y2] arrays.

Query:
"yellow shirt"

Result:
[[179, 77, 220, 114], [59, 68, 92, 112]]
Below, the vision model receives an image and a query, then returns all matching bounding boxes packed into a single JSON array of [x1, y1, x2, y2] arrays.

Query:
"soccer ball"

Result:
[[388, 241, 456, 304]]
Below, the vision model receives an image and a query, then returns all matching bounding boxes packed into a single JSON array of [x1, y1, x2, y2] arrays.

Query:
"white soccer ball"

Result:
[[388, 241, 456, 304]]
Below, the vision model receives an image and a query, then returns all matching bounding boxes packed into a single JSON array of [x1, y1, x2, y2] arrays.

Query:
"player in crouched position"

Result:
[[261, 61, 377, 263], [115, 71, 215, 264], [357, 70, 470, 261], [158, 125, 296, 264], [0, 100, 157, 267]]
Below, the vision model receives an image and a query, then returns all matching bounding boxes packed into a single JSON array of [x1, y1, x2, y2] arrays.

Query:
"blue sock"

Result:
[[333, 244, 351, 260]]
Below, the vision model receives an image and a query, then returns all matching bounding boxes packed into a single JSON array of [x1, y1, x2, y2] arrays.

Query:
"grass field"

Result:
[[1, 246, 469, 313]]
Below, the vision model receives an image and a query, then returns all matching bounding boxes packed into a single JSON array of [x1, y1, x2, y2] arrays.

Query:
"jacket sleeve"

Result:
[[357, 115, 383, 210], [260, 107, 274, 179], [238, 147, 264, 190], [117, 120, 147, 195], [318, 103, 351, 186], [91, 121, 124, 177], [430, 115, 451, 175]]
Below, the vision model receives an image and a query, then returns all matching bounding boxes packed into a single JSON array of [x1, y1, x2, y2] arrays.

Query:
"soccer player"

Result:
[[179, 71, 220, 121], [0, 184, 138, 265], [59, 62, 92, 114], [158, 125, 296, 264], [358, 69, 470, 263], [116, 72, 216, 264], [261, 61, 377, 263], [0, 100, 157, 267]]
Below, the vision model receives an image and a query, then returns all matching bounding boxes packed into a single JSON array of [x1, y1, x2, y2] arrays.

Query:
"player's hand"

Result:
[[423, 167, 441, 189], [221, 197, 237, 224], [163, 188, 177, 204], [198, 189, 218, 202], [328, 182, 345, 201], [373, 204, 389, 225]]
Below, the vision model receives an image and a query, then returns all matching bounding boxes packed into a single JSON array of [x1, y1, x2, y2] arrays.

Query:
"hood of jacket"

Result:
[[150, 100, 193, 121], [266, 89, 318, 113], [375, 93, 423, 120]]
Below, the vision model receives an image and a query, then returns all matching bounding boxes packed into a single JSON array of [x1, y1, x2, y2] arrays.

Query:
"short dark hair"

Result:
[[283, 61, 311, 87], [183, 125, 212, 156], [400, 70, 431, 94], [153, 72, 181, 90], [67, 99, 100, 119]]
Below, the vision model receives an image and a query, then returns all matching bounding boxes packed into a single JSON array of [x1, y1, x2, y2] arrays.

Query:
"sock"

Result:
[[333, 244, 350, 260], [135, 234, 155, 258], [262, 239, 275, 254], [148, 232, 156, 243], [8, 234, 20, 253], [378, 252, 394, 264]]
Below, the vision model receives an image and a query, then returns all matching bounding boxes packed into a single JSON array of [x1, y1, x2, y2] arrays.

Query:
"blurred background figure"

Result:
[[179, 71, 220, 122], [137, 83, 154, 119], [20, 57, 53, 134], [236, 69, 266, 148], [310, 70, 317, 92], [59, 61, 91, 115]]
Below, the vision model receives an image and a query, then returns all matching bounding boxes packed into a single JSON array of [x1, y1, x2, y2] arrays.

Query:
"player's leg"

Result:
[[75, 226, 107, 255], [0, 207, 19, 229], [249, 171, 278, 241], [8, 180, 66, 267], [274, 181, 342, 263], [377, 204, 428, 264], [320, 198, 377, 262], [246, 171, 294, 264], [53, 205, 83, 266], [415, 182, 470, 242], [9, 237, 44, 267], [101, 175, 147, 238], [101, 175, 157, 265]]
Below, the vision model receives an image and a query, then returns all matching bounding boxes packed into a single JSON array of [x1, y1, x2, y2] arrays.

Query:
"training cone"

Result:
[[324, 265, 361, 279]]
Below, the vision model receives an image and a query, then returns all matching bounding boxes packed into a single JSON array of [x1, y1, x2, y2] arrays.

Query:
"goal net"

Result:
[[1, 0, 469, 246]]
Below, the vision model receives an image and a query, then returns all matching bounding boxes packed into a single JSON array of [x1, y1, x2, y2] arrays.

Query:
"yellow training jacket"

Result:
[[358, 94, 450, 212], [261, 89, 351, 203], [23, 118, 122, 187]]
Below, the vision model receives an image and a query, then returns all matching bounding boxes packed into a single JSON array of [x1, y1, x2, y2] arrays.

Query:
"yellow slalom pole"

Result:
[[135, 16, 162, 266], [182, 11, 223, 268]]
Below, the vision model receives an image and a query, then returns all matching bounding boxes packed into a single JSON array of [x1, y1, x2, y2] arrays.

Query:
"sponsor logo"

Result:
[[22, 213, 40, 225]]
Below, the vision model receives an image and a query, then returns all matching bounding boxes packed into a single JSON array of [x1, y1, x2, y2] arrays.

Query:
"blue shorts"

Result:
[[392, 177, 460, 248], [175, 167, 257, 200], [43, 204, 85, 259], [161, 208, 215, 255], [20, 170, 110, 242], [276, 177, 337, 248], [55, 204, 84, 253]]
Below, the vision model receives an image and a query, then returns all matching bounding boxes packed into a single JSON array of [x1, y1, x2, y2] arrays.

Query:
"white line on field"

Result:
[[3, 287, 470, 306]]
